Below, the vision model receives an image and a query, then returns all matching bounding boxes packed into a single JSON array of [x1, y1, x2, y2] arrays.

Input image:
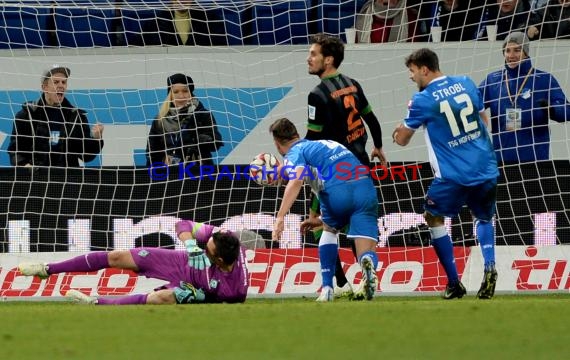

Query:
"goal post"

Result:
[[1, 0, 569, 299]]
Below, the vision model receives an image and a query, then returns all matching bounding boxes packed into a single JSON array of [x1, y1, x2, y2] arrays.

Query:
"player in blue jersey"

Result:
[[270, 117, 379, 302], [392, 48, 500, 299]]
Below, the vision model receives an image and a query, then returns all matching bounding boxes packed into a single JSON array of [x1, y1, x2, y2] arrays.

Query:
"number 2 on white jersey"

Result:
[[439, 93, 478, 137]]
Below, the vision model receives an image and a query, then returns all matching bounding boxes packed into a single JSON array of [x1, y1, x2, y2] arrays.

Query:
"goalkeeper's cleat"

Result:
[[316, 286, 334, 302], [66, 289, 97, 305], [477, 269, 498, 299], [442, 281, 467, 300], [18, 263, 49, 279], [333, 282, 354, 299], [360, 256, 378, 301]]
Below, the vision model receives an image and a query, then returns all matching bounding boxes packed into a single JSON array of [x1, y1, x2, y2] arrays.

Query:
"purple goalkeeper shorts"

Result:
[[129, 247, 191, 288]]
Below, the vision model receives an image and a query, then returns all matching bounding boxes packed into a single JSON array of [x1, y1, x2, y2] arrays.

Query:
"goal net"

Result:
[[1, 0, 569, 299]]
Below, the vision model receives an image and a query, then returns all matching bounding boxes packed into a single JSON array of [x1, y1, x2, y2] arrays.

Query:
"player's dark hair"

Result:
[[405, 48, 440, 72], [212, 231, 240, 265], [310, 33, 344, 68], [269, 118, 299, 144]]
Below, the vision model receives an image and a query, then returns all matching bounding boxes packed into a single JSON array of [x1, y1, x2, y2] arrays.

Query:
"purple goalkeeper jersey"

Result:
[[187, 246, 249, 303], [130, 246, 249, 303]]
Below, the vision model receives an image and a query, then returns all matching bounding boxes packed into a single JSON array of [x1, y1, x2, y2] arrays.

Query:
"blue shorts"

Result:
[[319, 178, 379, 241], [425, 177, 497, 221]]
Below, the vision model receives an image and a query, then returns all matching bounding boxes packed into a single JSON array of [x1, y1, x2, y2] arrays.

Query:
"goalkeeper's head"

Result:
[[206, 230, 241, 270]]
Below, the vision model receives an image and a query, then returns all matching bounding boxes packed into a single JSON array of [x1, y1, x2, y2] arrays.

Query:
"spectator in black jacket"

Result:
[[527, 0, 570, 40], [142, 0, 228, 46], [8, 66, 104, 167], [480, 0, 532, 40], [146, 73, 223, 167], [430, 0, 486, 41]]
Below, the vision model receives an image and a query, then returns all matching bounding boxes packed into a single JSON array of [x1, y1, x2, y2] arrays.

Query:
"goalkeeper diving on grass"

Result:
[[18, 220, 249, 305]]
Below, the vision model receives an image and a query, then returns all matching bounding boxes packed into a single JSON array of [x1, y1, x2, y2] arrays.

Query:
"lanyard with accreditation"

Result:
[[503, 66, 533, 131]]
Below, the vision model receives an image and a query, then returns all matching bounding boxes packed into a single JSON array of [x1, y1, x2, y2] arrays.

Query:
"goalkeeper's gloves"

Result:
[[185, 239, 211, 270], [173, 281, 206, 304]]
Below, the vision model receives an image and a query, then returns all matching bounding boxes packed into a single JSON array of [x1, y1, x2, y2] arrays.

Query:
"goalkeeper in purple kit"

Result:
[[18, 220, 249, 304]]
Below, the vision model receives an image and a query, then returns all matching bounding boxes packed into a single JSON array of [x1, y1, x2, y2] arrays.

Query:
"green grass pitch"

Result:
[[2, 294, 570, 360]]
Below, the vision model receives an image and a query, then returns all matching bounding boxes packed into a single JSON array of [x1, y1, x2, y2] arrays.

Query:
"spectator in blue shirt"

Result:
[[479, 31, 570, 163]]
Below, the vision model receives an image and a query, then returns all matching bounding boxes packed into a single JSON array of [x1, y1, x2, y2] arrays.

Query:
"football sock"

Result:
[[47, 252, 109, 274], [313, 226, 348, 287], [430, 226, 459, 285], [318, 231, 338, 288], [358, 250, 379, 270], [476, 219, 496, 272], [334, 256, 348, 287], [97, 294, 148, 305]]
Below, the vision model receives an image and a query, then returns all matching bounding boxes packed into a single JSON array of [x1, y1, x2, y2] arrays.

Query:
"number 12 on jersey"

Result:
[[439, 94, 478, 137]]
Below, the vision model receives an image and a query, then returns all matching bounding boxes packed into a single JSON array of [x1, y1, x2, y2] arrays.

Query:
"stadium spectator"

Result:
[[270, 118, 380, 302], [355, 0, 422, 43], [146, 73, 223, 167], [393, 48, 499, 299], [304, 33, 386, 298], [18, 220, 249, 305], [479, 31, 570, 163], [527, 0, 570, 40], [531, 0, 549, 9], [141, 0, 228, 46], [7, 66, 104, 167], [479, 0, 532, 41], [428, 0, 486, 41]]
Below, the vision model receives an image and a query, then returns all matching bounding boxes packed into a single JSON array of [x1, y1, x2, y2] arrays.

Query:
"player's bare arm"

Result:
[[479, 110, 490, 127], [300, 209, 323, 234], [370, 147, 387, 167], [392, 123, 415, 146]]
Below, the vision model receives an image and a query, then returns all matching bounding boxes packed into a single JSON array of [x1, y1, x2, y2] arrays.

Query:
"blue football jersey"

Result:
[[404, 75, 498, 185], [283, 139, 363, 190]]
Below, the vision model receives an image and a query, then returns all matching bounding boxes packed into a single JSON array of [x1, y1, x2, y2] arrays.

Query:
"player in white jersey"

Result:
[[392, 48, 500, 299]]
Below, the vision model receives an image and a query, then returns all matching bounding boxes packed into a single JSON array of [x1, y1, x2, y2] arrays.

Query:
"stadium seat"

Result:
[[317, 0, 365, 38], [254, 1, 310, 45], [120, 9, 158, 47], [54, 7, 114, 48], [218, 1, 250, 46], [0, 7, 49, 49]]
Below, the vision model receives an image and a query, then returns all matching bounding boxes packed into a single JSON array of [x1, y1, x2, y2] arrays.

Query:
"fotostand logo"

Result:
[[148, 162, 256, 181], [276, 162, 423, 182], [147, 161, 422, 182]]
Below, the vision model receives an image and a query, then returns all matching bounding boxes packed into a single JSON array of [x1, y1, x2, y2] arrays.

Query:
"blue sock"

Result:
[[358, 250, 378, 270], [431, 227, 459, 285], [318, 243, 338, 288], [476, 220, 496, 272]]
